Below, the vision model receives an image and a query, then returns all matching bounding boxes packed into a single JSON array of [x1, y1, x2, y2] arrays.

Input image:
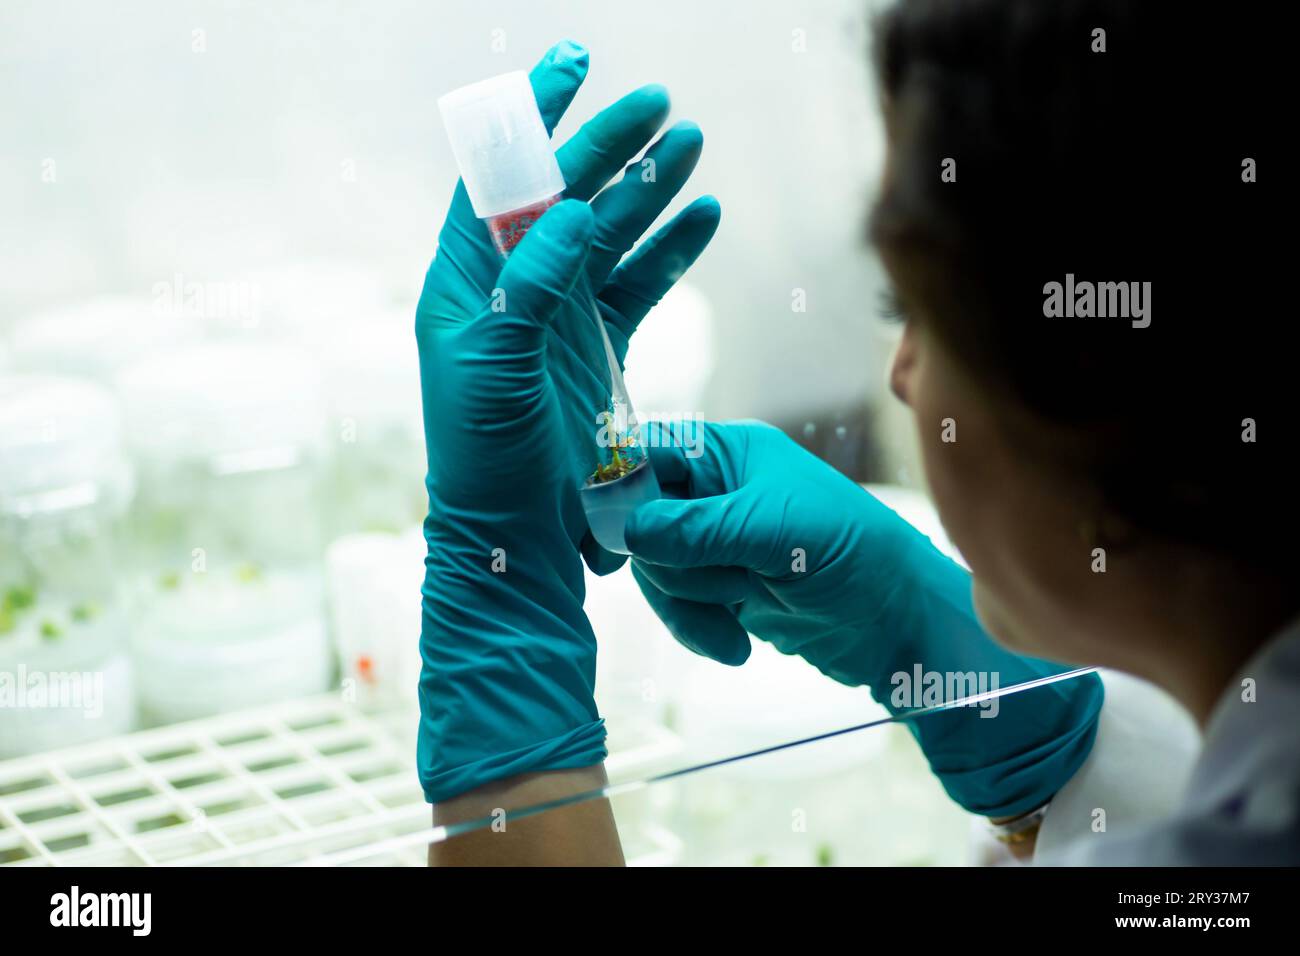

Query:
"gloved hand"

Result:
[[625, 420, 1103, 818], [416, 41, 721, 803]]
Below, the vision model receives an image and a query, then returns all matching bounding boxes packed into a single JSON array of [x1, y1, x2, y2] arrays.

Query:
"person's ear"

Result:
[[889, 318, 919, 406]]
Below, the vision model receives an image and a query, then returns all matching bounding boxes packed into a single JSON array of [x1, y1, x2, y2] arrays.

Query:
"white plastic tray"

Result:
[[0, 695, 682, 867]]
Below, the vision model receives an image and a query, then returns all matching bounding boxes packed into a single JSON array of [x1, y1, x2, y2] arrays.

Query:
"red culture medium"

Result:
[[485, 195, 562, 257]]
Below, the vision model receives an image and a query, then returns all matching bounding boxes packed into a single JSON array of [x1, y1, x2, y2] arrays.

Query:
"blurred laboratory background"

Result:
[[0, 0, 957, 867]]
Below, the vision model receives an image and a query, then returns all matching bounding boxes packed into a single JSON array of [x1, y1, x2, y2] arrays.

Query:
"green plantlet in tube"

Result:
[[581, 408, 660, 555], [39, 619, 63, 641], [588, 410, 648, 484], [235, 562, 263, 584]]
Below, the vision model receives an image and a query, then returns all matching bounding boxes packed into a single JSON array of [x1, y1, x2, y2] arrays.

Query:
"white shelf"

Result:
[[0, 695, 682, 867]]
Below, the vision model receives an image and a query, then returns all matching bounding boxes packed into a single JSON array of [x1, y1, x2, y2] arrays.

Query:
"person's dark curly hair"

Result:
[[870, 0, 1288, 569]]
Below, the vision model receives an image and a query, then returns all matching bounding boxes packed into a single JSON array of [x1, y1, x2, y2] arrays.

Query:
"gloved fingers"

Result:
[[557, 85, 671, 202], [631, 558, 750, 606], [639, 419, 726, 496], [476, 201, 595, 361], [639, 420, 694, 488], [580, 529, 628, 576], [631, 563, 752, 666], [626, 492, 773, 572], [584, 121, 704, 289], [598, 196, 722, 357], [528, 40, 591, 134]]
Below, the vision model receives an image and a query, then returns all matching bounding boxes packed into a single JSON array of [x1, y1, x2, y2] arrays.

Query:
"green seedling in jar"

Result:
[[3, 584, 36, 614], [39, 619, 63, 641], [70, 602, 99, 623], [1, 584, 38, 636]]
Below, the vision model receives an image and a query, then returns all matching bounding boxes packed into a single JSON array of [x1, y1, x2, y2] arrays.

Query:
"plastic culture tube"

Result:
[[438, 71, 659, 553]]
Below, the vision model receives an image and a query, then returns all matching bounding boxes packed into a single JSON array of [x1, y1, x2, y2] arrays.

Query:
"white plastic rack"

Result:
[[0, 695, 683, 867]]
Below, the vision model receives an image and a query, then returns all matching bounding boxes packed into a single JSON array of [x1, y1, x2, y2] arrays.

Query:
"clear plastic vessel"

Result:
[[316, 305, 427, 537], [114, 344, 333, 724], [325, 528, 425, 712], [438, 71, 660, 554], [10, 295, 196, 383], [0, 375, 137, 757]]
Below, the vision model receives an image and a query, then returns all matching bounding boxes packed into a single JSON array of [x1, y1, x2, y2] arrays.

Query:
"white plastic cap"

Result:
[[438, 71, 565, 219]]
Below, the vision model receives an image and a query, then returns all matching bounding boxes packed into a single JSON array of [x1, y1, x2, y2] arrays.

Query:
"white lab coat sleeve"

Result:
[[1032, 669, 1200, 861]]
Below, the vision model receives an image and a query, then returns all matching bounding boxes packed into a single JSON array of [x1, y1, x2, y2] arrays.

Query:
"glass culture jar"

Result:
[[10, 294, 196, 384], [114, 344, 333, 724], [0, 375, 137, 758], [317, 306, 427, 537]]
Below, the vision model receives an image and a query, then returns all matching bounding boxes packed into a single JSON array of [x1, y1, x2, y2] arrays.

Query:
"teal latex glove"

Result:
[[625, 420, 1103, 818], [415, 41, 721, 803]]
